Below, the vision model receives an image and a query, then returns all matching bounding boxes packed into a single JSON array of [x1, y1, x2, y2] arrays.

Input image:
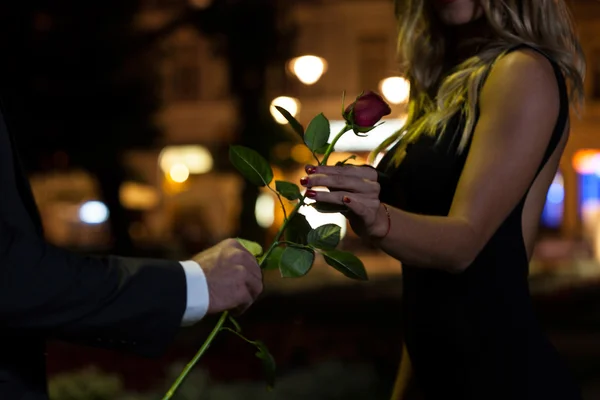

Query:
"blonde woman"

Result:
[[299, 0, 585, 398]]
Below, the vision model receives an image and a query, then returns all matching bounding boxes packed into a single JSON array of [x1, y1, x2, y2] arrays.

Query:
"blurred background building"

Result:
[[19, 0, 600, 282], [19, 0, 600, 281]]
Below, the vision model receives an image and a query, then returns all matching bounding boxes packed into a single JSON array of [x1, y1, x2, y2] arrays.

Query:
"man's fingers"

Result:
[[244, 267, 264, 300], [235, 249, 262, 280], [232, 285, 256, 316]]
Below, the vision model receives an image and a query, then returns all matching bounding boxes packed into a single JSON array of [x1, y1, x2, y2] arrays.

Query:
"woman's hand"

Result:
[[299, 164, 389, 239]]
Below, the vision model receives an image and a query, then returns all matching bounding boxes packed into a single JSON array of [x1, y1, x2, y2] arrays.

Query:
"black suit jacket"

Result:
[[0, 107, 187, 399]]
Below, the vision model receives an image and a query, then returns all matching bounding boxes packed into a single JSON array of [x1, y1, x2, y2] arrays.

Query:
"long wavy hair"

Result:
[[373, 0, 586, 165]]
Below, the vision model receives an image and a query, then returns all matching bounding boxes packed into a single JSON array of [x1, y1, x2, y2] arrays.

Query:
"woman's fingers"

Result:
[[305, 164, 378, 181], [307, 191, 378, 220], [301, 173, 379, 195], [305, 189, 351, 204], [338, 195, 375, 220]]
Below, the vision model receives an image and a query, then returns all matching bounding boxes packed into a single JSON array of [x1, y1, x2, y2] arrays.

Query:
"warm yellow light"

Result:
[[270, 96, 300, 124], [120, 182, 159, 210], [255, 192, 275, 228], [291, 144, 313, 163], [159, 145, 213, 175], [169, 163, 190, 183], [379, 76, 410, 105], [289, 55, 328, 85]]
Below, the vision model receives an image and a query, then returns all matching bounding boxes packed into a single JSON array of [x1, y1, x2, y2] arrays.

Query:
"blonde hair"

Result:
[[373, 0, 586, 165]]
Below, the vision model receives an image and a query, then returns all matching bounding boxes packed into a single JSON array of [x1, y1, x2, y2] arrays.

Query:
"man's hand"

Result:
[[192, 239, 263, 315]]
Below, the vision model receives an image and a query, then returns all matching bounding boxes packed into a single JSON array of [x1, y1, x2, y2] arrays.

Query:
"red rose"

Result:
[[343, 91, 391, 133]]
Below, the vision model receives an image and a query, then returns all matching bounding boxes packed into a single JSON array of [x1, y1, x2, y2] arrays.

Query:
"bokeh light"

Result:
[[379, 76, 410, 105], [169, 163, 190, 183], [79, 201, 109, 224], [270, 96, 301, 124], [289, 55, 328, 85]]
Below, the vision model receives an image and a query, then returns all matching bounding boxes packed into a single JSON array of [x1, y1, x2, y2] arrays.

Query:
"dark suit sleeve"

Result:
[[0, 219, 187, 358]]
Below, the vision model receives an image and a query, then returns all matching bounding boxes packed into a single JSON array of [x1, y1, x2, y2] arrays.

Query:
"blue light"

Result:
[[546, 182, 564, 204], [79, 201, 109, 224], [541, 172, 564, 229]]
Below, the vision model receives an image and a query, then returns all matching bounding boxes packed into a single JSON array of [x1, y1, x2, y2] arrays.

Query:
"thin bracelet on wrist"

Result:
[[381, 203, 392, 239], [370, 203, 392, 243]]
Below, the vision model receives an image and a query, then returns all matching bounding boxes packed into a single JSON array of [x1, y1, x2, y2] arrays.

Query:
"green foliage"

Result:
[[48, 367, 124, 400], [303, 114, 330, 152], [161, 361, 386, 400], [323, 250, 368, 281], [336, 155, 357, 166], [279, 246, 314, 278], [50, 361, 387, 400], [275, 181, 301, 201], [186, 97, 389, 397], [254, 341, 277, 390], [236, 238, 264, 257], [314, 144, 331, 155], [274, 106, 304, 139], [307, 224, 341, 250], [284, 214, 313, 245], [264, 246, 285, 270], [229, 146, 274, 187], [222, 104, 374, 392]]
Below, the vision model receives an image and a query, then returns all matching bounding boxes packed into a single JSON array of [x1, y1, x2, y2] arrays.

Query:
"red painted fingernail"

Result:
[[305, 165, 317, 174], [306, 190, 317, 198], [300, 176, 309, 186], [343, 196, 351, 204]]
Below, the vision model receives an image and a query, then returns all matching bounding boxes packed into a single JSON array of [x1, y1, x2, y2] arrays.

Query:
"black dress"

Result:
[[376, 45, 582, 399]]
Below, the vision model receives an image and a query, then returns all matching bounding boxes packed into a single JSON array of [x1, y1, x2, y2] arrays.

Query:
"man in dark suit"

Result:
[[0, 106, 264, 399]]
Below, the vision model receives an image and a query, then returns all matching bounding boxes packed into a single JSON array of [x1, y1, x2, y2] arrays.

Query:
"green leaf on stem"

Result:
[[254, 340, 276, 390], [264, 246, 285, 270], [236, 238, 264, 257], [285, 213, 312, 245], [315, 143, 330, 155], [274, 106, 304, 139], [279, 246, 315, 278], [275, 180, 301, 201], [308, 224, 341, 250], [335, 155, 357, 166], [323, 249, 368, 281], [304, 113, 330, 152], [311, 202, 348, 214], [229, 145, 274, 187]]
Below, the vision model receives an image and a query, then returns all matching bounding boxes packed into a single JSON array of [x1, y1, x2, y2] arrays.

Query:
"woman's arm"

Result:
[[302, 49, 561, 273]]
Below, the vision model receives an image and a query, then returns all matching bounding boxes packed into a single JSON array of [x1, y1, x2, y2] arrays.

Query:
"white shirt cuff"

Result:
[[179, 260, 210, 326]]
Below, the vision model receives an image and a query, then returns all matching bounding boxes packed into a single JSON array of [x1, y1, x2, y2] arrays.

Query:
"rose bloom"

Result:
[[344, 91, 392, 128]]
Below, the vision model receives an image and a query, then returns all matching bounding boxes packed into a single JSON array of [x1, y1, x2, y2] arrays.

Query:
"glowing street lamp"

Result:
[[169, 163, 190, 183], [289, 55, 327, 85], [379, 76, 410, 105], [270, 96, 301, 124]]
